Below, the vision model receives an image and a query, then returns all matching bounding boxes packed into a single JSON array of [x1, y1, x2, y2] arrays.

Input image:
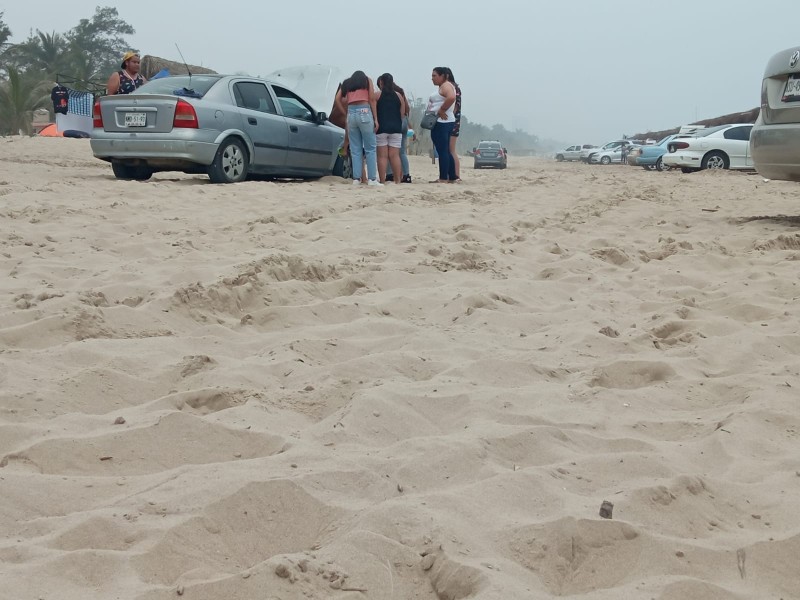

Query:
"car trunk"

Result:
[[760, 47, 800, 125], [97, 95, 187, 133]]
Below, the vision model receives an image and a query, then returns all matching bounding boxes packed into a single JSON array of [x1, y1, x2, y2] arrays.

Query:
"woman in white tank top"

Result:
[[427, 67, 457, 182]]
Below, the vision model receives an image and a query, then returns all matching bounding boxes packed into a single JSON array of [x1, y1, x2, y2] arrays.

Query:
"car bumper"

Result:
[[475, 158, 506, 166], [751, 121, 800, 182], [90, 133, 220, 167], [663, 151, 702, 168], [634, 155, 659, 166]]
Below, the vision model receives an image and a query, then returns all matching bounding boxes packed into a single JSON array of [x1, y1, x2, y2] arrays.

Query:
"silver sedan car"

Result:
[[750, 46, 800, 182], [91, 74, 345, 183]]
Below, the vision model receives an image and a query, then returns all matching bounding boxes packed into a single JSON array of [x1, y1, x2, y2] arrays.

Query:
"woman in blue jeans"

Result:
[[427, 67, 457, 182], [340, 71, 382, 186]]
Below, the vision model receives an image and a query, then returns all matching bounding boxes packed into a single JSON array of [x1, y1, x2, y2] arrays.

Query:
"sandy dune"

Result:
[[1, 137, 799, 599]]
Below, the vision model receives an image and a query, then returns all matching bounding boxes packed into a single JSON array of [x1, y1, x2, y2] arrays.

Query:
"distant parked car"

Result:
[[91, 74, 345, 183], [581, 140, 636, 163], [555, 144, 595, 162], [473, 141, 508, 169], [631, 135, 680, 171], [662, 124, 754, 173], [751, 46, 800, 182]]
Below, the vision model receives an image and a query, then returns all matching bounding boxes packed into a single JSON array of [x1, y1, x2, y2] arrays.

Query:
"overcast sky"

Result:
[[4, 1, 799, 144]]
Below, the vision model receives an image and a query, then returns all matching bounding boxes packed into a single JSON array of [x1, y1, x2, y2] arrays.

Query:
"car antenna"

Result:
[[175, 43, 192, 83]]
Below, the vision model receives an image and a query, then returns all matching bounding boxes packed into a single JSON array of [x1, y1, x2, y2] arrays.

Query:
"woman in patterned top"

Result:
[[106, 52, 147, 95]]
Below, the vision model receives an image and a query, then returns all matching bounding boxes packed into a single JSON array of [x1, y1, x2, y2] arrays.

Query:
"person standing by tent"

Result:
[[106, 52, 147, 95]]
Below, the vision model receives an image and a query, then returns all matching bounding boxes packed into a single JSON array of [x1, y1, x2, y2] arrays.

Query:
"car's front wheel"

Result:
[[555, 154, 564, 162], [655, 157, 670, 172], [208, 138, 248, 183], [111, 161, 153, 181], [600, 155, 611, 165], [702, 151, 729, 170]]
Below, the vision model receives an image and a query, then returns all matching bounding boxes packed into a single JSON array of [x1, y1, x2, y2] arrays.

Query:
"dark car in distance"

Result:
[[473, 141, 508, 169]]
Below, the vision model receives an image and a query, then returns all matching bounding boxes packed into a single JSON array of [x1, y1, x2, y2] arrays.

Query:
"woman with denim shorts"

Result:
[[444, 68, 462, 182], [376, 73, 406, 183], [340, 71, 382, 186], [427, 67, 457, 183]]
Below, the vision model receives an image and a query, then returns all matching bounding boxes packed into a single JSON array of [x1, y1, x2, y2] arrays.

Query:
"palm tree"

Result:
[[0, 67, 50, 135], [8, 30, 71, 77]]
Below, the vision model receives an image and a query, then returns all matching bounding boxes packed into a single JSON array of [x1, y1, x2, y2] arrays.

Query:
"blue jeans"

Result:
[[347, 106, 378, 181], [400, 116, 410, 177], [431, 121, 456, 181]]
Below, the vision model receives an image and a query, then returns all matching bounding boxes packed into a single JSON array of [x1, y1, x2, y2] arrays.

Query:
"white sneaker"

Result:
[[367, 180, 384, 187], [352, 180, 361, 186]]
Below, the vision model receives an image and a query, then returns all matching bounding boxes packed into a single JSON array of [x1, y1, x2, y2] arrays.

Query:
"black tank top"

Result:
[[376, 90, 402, 134]]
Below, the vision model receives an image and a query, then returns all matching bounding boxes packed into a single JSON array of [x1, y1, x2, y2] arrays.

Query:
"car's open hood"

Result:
[[266, 65, 345, 114]]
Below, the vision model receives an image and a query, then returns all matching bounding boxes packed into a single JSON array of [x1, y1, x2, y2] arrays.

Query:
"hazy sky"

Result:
[[4, 1, 799, 144]]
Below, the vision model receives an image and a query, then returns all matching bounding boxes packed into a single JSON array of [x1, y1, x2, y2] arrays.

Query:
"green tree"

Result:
[[0, 11, 12, 71], [0, 66, 50, 135], [66, 6, 135, 82], [8, 30, 71, 77], [0, 12, 11, 48]]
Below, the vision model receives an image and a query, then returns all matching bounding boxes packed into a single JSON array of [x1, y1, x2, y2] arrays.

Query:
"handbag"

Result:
[[420, 111, 437, 130]]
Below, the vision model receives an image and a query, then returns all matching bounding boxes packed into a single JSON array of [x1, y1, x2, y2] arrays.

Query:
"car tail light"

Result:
[[93, 99, 103, 128], [669, 141, 690, 152], [173, 100, 198, 128], [497, 149, 504, 157]]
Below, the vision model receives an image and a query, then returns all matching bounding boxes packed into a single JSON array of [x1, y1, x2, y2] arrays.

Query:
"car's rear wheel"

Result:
[[111, 161, 153, 181], [702, 151, 729, 170], [208, 138, 248, 183], [600, 155, 611, 165], [555, 154, 564, 162], [655, 157, 671, 172]]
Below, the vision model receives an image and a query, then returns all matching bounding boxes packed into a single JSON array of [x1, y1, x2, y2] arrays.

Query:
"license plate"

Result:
[[782, 74, 800, 102], [125, 112, 147, 127]]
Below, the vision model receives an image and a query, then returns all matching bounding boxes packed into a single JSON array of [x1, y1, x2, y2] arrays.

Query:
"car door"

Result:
[[564, 146, 578, 160], [232, 81, 288, 173], [722, 126, 752, 168], [271, 84, 335, 174]]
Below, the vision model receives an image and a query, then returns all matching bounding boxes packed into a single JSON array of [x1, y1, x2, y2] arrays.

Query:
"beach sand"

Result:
[[1, 136, 799, 599]]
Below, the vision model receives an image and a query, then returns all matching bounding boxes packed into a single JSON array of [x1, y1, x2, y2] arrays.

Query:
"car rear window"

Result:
[[694, 125, 729, 137], [479, 142, 501, 149], [134, 75, 222, 98]]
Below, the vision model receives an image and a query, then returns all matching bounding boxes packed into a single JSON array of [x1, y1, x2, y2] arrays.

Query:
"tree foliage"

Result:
[[0, 67, 50, 135], [1, 6, 134, 90]]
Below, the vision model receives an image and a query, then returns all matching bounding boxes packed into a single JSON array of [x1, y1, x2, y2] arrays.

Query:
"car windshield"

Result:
[[479, 142, 501, 149], [133, 75, 222, 98]]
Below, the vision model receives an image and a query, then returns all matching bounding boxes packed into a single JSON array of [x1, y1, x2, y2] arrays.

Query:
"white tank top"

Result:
[[427, 83, 455, 123]]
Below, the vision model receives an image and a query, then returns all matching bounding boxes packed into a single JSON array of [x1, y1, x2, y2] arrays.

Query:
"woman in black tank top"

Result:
[[375, 73, 406, 183]]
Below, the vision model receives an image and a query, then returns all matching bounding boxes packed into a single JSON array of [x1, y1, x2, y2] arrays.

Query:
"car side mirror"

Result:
[[315, 111, 327, 124], [503, 148, 508, 154]]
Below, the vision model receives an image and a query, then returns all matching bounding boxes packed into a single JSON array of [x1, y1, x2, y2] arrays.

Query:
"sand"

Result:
[[1, 136, 799, 599]]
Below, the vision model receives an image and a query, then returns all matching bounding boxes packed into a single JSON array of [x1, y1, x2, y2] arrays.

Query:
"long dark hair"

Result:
[[377, 72, 394, 91], [341, 70, 369, 96]]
